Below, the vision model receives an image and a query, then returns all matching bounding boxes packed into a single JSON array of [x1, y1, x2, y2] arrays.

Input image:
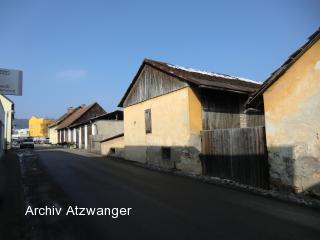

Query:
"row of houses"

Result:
[[49, 29, 320, 196], [48, 103, 123, 153]]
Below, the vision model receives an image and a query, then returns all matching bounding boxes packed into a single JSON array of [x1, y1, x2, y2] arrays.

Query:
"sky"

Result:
[[0, 0, 319, 119]]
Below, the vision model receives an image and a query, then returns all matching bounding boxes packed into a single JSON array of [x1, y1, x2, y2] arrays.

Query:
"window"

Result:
[[162, 147, 171, 160], [145, 109, 152, 134]]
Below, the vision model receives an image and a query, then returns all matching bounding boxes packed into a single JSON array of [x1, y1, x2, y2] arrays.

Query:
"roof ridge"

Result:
[[145, 59, 260, 84]]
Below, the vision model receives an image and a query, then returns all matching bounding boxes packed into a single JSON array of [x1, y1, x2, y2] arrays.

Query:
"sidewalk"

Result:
[[0, 150, 27, 240]]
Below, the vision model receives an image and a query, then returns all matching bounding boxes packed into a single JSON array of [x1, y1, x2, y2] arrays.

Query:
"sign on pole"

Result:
[[0, 68, 23, 96]]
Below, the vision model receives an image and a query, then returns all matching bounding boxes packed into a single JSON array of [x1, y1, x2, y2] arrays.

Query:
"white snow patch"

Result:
[[167, 63, 261, 84]]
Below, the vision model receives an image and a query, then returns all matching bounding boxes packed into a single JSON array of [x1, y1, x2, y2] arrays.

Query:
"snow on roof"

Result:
[[166, 63, 261, 85]]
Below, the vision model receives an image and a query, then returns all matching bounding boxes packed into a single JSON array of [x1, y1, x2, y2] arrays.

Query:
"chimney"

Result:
[[67, 107, 74, 113]]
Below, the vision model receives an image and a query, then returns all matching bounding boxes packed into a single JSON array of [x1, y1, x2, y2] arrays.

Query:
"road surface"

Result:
[[30, 147, 320, 240]]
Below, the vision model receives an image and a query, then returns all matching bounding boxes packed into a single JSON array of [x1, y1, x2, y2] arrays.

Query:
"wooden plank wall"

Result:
[[201, 127, 269, 188], [246, 113, 265, 127], [201, 89, 246, 129], [123, 65, 188, 107]]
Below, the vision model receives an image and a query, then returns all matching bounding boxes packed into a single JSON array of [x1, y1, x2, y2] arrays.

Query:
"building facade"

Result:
[[0, 95, 14, 149], [116, 59, 262, 174], [247, 29, 320, 195], [56, 103, 106, 147], [12, 128, 29, 139], [101, 133, 124, 156], [71, 110, 123, 153], [29, 116, 55, 138]]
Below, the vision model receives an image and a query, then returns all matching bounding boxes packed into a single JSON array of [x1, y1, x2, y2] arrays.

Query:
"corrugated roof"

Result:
[[118, 59, 261, 107], [57, 103, 97, 130], [246, 28, 320, 107]]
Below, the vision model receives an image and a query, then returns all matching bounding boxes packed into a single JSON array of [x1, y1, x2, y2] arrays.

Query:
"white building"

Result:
[[0, 95, 14, 150], [12, 128, 29, 139]]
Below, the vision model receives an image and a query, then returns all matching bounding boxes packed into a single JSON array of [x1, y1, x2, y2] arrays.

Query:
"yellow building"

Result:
[[101, 133, 124, 156], [247, 29, 320, 194], [29, 116, 55, 137], [103, 59, 261, 175]]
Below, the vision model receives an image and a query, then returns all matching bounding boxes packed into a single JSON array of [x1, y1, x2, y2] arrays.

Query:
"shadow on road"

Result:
[[17, 147, 102, 240]]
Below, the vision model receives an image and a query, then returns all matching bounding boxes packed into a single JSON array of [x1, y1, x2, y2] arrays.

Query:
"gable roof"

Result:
[[0, 94, 14, 104], [48, 106, 81, 128], [118, 59, 261, 107], [57, 103, 98, 130], [69, 110, 123, 128], [246, 28, 320, 107]]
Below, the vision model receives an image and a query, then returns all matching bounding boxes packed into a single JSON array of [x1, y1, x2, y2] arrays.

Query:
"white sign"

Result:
[[0, 68, 23, 96]]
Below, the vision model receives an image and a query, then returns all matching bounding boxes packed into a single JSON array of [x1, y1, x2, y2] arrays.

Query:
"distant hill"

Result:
[[13, 119, 29, 129]]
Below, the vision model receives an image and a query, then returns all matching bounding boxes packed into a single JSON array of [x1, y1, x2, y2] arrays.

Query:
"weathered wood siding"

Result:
[[246, 102, 265, 127], [201, 89, 247, 130], [246, 113, 265, 127], [201, 127, 269, 188], [123, 65, 188, 107]]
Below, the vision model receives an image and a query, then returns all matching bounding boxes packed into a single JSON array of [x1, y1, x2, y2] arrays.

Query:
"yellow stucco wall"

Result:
[[101, 136, 125, 156], [29, 116, 55, 137], [123, 86, 203, 173], [124, 87, 202, 147], [263, 39, 320, 192], [188, 87, 202, 134]]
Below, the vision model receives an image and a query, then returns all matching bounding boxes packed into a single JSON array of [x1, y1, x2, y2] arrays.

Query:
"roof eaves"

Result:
[[118, 58, 260, 107], [246, 28, 320, 107], [65, 103, 97, 129], [69, 110, 123, 128]]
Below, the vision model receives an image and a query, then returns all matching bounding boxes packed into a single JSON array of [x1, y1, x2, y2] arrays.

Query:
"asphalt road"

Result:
[[33, 147, 320, 240]]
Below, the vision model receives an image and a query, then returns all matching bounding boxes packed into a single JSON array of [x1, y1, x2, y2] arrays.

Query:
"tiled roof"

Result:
[[56, 103, 96, 130], [48, 107, 80, 128]]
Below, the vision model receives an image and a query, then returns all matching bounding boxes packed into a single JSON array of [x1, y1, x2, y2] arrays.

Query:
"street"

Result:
[[17, 146, 320, 240]]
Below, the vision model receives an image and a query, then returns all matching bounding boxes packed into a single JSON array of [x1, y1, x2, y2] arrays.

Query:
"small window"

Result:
[[162, 147, 171, 160], [110, 148, 115, 154], [145, 109, 152, 134]]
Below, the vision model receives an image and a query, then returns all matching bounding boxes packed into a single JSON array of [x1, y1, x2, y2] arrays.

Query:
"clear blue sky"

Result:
[[0, 0, 319, 119]]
